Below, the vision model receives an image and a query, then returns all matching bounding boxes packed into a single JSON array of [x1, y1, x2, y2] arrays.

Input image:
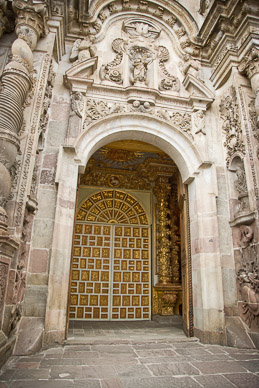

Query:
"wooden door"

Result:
[[179, 183, 193, 337]]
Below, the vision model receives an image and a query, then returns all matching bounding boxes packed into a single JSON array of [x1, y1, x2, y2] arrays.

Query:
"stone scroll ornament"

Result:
[[157, 46, 180, 92], [0, 0, 48, 234], [100, 38, 125, 84]]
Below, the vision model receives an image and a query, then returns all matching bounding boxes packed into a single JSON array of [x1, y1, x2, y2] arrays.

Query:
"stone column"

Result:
[[154, 177, 172, 285], [238, 46, 259, 129], [0, 0, 47, 235]]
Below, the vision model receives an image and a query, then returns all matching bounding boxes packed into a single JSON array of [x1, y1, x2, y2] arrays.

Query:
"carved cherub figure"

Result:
[[70, 35, 97, 63]]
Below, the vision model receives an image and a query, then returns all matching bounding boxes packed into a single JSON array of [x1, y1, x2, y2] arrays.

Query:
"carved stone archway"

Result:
[[44, 114, 225, 347]]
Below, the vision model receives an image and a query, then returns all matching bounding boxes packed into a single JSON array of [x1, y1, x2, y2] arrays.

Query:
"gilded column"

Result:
[[154, 177, 172, 284], [0, 0, 47, 234], [169, 185, 180, 284]]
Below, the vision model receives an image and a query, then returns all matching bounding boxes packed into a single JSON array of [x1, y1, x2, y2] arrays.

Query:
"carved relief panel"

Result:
[[99, 17, 181, 92]]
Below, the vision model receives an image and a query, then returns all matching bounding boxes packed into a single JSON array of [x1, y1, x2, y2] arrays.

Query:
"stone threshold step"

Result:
[[65, 336, 199, 345]]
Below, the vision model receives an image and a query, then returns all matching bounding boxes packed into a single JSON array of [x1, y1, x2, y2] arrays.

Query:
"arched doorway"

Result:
[[67, 138, 192, 341], [44, 116, 225, 347]]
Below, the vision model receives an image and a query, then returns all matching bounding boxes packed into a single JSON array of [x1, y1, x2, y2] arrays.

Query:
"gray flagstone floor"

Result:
[[1, 319, 259, 387]]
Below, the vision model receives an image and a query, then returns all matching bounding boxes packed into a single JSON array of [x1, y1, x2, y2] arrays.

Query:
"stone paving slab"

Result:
[[1, 324, 259, 388]]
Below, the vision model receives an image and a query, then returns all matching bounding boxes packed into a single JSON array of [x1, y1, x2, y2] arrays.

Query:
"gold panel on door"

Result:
[[69, 190, 151, 321]]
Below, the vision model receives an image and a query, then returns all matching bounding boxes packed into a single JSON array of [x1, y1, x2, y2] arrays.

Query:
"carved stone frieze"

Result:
[[82, 98, 192, 138], [220, 86, 245, 167]]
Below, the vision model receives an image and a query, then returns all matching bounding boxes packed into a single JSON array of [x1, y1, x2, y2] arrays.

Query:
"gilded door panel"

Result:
[[69, 189, 151, 321], [69, 224, 112, 320], [111, 225, 151, 320]]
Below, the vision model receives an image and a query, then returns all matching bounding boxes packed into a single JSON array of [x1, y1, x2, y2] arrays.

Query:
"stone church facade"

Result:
[[0, 0, 259, 365]]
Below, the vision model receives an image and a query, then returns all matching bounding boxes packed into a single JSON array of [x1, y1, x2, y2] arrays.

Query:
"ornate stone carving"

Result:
[[249, 99, 259, 141], [123, 19, 160, 43], [0, 1, 14, 39], [199, 0, 211, 15], [154, 177, 172, 285], [0, 0, 48, 233], [70, 35, 97, 63], [239, 47, 259, 130], [13, 0, 48, 48], [15, 54, 52, 227], [82, 98, 192, 138], [158, 46, 179, 92], [130, 100, 153, 113], [0, 262, 8, 325], [84, 99, 126, 128], [71, 92, 84, 118], [234, 165, 248, 195], [129, 46, 153, 86], [237, 225, 259, 328], [194, 110, 206, 135], [238, 87, 259, 204], [100, 38, 124, 84], [220, 86, 245, 167]]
